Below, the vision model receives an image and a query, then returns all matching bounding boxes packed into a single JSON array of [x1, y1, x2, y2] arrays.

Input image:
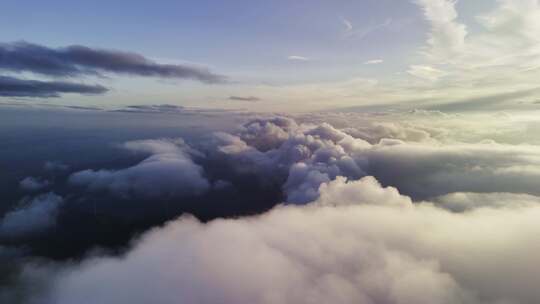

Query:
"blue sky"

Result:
[[4, 0, 540, 112]]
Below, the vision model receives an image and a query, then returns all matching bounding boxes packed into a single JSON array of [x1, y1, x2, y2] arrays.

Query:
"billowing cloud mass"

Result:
[[69, 139, 210, 199], [208, 116, 540, 202], [11, 177, 540, 304], [0, 41, 226, 83], [0, 192, 63, 238], [0, 75, 107, 97]]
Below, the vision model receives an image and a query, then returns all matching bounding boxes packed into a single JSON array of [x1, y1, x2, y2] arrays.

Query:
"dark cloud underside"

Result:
[[0, 41, 226, 83], [0, 76, 107, 97]]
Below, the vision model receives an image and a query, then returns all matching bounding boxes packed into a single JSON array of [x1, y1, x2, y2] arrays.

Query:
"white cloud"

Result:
[[341, 17, 353, 32], [407, 65, 447, 81], [414, 0, 467, 60], [433, 192, 540, 212], [287, 56, 310, 61], [364, 59, 384, 65], [69, 139, 210, 199]]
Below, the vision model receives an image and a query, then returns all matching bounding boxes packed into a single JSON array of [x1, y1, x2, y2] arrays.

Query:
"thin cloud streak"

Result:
[[229, 96, 261, 102], [0, 75, 108, 98]]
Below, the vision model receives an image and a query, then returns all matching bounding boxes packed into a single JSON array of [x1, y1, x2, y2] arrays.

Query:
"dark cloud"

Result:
[[118, 104, 186, 114], [0, 75, 107, 98], [19, 177, 50, 192], [0, 41, 226, 83], [229, 96, 261, 102], [43, 161, 69, 172], [0, 192, 63, 239]]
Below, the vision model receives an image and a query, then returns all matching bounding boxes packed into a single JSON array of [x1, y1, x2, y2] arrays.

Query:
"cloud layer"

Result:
[[13, 176, 540, 304], [2, 112, 540, 304]]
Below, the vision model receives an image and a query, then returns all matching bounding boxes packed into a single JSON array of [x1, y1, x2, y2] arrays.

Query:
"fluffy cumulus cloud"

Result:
[[69, 139, 210, 199], [0, 192, 63, 238], [12, 176, 540, 304]]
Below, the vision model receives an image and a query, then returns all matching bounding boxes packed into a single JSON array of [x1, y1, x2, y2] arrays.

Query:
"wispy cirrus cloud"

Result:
[[341, 17, 392, 39]]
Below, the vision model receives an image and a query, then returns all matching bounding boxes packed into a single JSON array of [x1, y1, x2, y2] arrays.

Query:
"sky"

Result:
[[4, 0, 538, 111], [4, 2, 540, 304]]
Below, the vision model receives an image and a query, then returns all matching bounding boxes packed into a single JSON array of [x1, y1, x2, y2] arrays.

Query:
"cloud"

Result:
[[341, 17, 353, 32], [19, 177, 50, 192], [69, 139, 210, 199], [229, 96, 261, 102], [0, 41, 226, 83], [206, 116, 540, 203], [13, 176, 540, 304], [414, 0, 467, 60], [117, 104, 186, 114], [287, 56, 310, 61], [364, 59, 383, 65], [407, 65, 446, 81], [433, 192, 540, 212], [0, 75, 108, 98], [0, 192, 63, 239], [3, 113, 540, 303], [44, 161, 69, 172], [425, 88, 540, 112]]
